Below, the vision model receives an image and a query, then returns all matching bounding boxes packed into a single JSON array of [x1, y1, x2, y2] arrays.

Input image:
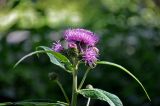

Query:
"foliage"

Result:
[[78, 88, 123, 106], [0, 0, 159, 106], [10, 39, 149, 106]]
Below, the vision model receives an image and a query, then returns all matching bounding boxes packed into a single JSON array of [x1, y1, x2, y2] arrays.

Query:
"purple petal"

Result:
[[64, 28, 99, 46]]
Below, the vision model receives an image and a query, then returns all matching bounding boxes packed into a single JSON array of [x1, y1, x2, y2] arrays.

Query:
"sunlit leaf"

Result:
[[14, 46, 73, 73], [37, 46, 73, 72], [0, 102, 12, 106], [78, 88, 123, 106]]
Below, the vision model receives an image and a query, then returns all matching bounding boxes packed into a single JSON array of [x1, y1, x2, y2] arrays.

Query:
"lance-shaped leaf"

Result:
[[37, 46, 73, 72], [0, 102, 12, 106], [14, 50, 57, 68], [14, 47, 73, 73], [78, 88, 123, 106], [96, 61, 151, 101], [0, 101, 68, 106]]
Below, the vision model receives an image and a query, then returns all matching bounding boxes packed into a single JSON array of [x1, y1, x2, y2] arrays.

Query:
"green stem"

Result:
[[71, 71, 78, 106], [71, 61, 79, 106], [56, 80, 70, 104], [86, 98, 91, 106], [78, 68, 90, 90]]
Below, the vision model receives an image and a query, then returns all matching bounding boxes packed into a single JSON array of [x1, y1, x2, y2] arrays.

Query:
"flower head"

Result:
[[51, 28, 99, 68], [52, 41, 63, 52], [64, 28, 99, 46], [82, 47, 99, 68]]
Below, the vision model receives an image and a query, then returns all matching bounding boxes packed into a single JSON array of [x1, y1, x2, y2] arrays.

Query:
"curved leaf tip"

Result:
[[13, 50, 46, 69], [97, 61, 151, 101]]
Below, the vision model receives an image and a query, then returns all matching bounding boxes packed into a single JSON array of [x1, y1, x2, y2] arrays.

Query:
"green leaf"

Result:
[[0, 102, 68, 106], [14, 46, 73, 73], [0, 102, 12, 106], [13, 50, 53, 69], [96, 61, 151, 101], [37, 46, 73, 72], [78, 88, 123, 106]]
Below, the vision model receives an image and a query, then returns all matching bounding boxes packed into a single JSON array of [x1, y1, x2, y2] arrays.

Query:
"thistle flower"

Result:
[[82, 47, 99, 68], [52, 41, 63, 52], [64, 28, 99, 46]]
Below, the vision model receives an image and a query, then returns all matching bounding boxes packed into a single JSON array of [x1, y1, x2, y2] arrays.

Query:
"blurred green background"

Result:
[[0, 0, 160, 106]]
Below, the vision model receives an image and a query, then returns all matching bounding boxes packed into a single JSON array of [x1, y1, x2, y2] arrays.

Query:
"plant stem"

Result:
[[56, 80, 70, 104], [78, 68, 90, 90], [86, 98, 91, 106], [71, 62, 79, 106], [71, 70, 77, 106]]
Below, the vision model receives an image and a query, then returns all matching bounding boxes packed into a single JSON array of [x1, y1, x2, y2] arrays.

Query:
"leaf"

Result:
[[14, 50, 53, 69], [78, 88, 123, 106], [14, 46, 73, 73], [0, 102, 12, 106], [37, 46, 73, 72], [96, 61, 151, 101], [0, 102, 68, 106]]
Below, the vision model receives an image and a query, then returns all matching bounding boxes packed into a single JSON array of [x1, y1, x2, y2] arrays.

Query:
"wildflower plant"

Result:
[[3, 28, 150, 106]]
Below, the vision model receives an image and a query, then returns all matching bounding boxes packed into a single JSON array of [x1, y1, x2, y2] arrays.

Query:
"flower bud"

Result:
[[92, 47, 99, 54], [68, 42, 79, 58], [68, 42, 77, 49], [48, 72, 58, 81], [52, 41, 63, 52], [82, 47, 98, 68], [86, 84, 93, 89]]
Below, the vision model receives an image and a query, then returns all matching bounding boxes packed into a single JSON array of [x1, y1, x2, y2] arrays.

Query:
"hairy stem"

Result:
[[78, 68, 90, 90], [56, 80, 70, 104]]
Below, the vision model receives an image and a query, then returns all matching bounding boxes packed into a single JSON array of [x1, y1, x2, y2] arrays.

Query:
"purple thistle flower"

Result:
[[52, 41, 63, 52], [82, 47, 99, 68], [64, 28, 99, 46]]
